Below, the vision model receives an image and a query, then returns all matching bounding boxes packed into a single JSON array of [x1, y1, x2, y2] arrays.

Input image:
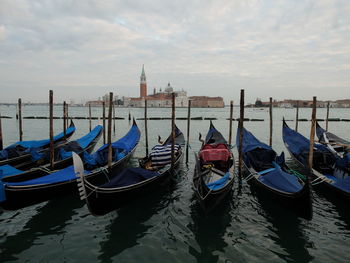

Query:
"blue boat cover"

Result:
[[83, 123, 140, 168], [29, 125, 102, 162], [0, 125, 76, 160], [258, 163, 302, 193], [324, 175, 350, 194], [282, 123, 312, 156], [13, 126, 75, 149], [4, 165, 90, 186], [100, 167, 159, 188], [0, 165, 24, 179], [283, 121, 340, 173], [236, 127, 271, 153], [206, 172, 231, 190], [76, 125, 103, 149]]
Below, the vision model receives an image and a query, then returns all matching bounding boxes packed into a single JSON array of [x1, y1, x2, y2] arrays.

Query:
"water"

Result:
[[1, 105, 350, 262]]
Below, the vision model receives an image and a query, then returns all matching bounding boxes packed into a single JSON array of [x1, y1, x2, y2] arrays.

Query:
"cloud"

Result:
[[0, 0, 350, 103]]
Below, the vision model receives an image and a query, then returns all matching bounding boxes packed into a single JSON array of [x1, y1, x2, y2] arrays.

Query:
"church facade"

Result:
[[125, 65, 224, 108]]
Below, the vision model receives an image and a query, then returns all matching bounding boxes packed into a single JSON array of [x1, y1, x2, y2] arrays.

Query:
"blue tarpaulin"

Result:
[[4, 166, 80, 186], [76, 125, 102, 149], [100, 167, 159, 188], [258, 163, 302, 193], [0, 125, 76, 160], [206, 172, 231, 190], [0, 165, 24, 179], [84, 123, 140, 167], [236, 127, 271, 153]]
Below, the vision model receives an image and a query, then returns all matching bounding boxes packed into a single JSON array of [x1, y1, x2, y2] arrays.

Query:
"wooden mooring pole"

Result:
[[18, 98, 23, 141], [0, 110, 3, 150], [89, 103, 92, 132], [308, 96, 317, 170], [269, 97, 273, 147], [49, 90, 54, 169], [108, 92, 113, 170], [65, 103, 69, 128], [186, 100, 191, 164], [102, 101, 106, 144], [238, 89, 245, 179], [63, 101, 67, 138], [326, 101, 330, 131], [113, 102, 116, 135], [171, 93, 176, 174], [228, 100, 233, 146], [144, 99, 149, 156], [295, 100, 299, 132]]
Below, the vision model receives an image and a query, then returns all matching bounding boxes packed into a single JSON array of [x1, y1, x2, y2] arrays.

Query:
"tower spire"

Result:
[[140, 64, 147, 97]]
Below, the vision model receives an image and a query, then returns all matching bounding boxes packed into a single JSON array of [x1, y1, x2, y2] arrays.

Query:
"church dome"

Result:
[[164, 82, 173, 93]]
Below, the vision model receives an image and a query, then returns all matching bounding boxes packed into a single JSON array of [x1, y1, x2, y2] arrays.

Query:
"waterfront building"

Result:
[[189, 96, 225, 108], [123, 65, 224, 108]]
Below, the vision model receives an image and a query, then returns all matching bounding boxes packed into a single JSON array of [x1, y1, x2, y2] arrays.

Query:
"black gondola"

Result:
[[238, 125, 312, 220], [0, 124, 103, 182], [316, 121, 350, 159], [192, 122, 235, 212], [0, 121, 76, 168], [0, 121, 140, 210], [283, 119, 350, 201], [74, 125, 185, 216]]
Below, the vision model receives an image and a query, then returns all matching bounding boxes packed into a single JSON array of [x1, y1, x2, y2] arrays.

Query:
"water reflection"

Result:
[[97, 186, 171, 262], [252, 192, 314, 263], [0, 194, 82, 261], [188, 192, 234, 263], [313, 189, 350, 231]]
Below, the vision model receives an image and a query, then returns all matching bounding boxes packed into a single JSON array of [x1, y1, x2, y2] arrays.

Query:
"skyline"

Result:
[[1, 0, 350, 104]]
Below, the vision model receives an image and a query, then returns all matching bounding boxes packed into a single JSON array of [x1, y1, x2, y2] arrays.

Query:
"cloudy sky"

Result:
[[1, 0, 349, 104]]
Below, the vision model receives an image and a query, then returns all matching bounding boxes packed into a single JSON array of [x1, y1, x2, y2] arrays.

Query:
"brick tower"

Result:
[[140, 64, 147, 97]]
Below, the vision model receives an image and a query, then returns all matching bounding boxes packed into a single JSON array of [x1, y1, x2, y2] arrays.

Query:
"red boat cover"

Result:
[[199, 144, 231, 163]]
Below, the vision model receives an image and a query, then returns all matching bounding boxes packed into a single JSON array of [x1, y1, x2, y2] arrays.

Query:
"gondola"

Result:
[[74, 125, 184, 216], [237, 125, 312, 219], [316, 121, 350, 159], [0, 121, 140, 210], [0, 121, 76, 167], [0, 124, 103, 180], [193, 122, 235, 212], [283, 119, 350, 201]]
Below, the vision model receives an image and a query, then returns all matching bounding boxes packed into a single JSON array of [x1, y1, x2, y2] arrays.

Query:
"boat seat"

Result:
[[199, 144, 230, 163]]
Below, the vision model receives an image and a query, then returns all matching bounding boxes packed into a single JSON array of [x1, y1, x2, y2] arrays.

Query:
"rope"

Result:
[[243, 171, 258, 182], [310, 175, 333, 185], [287, 168, 306, 180], [101, 167, 110, 182]]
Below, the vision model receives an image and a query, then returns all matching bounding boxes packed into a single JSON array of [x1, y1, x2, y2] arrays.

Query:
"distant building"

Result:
[[189, 96, 225, 108], [125, 66, 189, 107], [123, 65, 224, 108], [85, 100, 104, 106]]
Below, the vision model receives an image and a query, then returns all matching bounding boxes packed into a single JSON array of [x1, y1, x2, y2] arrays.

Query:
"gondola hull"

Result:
[[192, 121, 236, 213], [83, 153, 183, 216], [193, 164, 235, 213], [285, 147, 350, 201], [246, 166, 312, 220], [0, 145, 136, 210], [282, 120, 350, 202]]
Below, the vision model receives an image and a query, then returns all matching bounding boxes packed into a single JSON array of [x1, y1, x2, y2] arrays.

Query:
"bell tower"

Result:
[[140, 64, 147, 97]]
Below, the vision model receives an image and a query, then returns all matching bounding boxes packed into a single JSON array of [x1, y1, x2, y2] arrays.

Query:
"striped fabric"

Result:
[[150, 144, 180, 168]]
